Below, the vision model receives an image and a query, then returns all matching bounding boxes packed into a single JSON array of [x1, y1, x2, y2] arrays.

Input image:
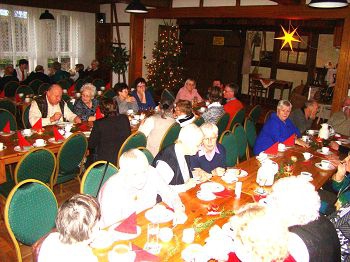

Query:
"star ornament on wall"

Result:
[[275, 25, 301, 51]]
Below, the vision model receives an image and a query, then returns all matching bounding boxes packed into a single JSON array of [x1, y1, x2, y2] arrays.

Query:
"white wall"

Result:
[[316, 34, 339, 68]]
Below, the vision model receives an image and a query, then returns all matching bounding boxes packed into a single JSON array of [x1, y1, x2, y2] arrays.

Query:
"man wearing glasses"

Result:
[[328, 97, 350, 136], [223, 83, 244, 121]]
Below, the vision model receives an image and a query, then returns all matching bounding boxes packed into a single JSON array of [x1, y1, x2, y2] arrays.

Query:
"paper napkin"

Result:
[[2, 121, 10, 133], [214, 188, 232, 198], [32, 118, 42, 132], [0, 89, 5, 98], [53, 126, 65, 141], [264, 142, 278, 155], [114, 212, 137, 234], [17, 131, 31, 149], [132, 244, 159, 262], [67, 84, 75, 96], [283, 134, 295, 146], [95, 106, 103, 120]]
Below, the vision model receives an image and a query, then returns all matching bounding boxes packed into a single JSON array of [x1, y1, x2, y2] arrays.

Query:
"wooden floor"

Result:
[[0, 180, 80, 262]]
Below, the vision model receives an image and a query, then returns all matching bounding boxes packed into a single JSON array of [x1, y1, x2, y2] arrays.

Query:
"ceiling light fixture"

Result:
[[309, 0, 348, 8], [39, 10, 55, 20], [125, 0, 148, 14]]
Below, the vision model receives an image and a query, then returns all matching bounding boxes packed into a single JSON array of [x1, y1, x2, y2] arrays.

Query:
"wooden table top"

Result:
[[93, 144, 337, 261]]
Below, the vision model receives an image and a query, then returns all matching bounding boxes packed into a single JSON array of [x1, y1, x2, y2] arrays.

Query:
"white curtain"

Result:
[[0, 4, 95, 75]]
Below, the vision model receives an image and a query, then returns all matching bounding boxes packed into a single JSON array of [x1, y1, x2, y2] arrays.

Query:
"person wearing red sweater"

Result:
[[223, 83, 243, 127]]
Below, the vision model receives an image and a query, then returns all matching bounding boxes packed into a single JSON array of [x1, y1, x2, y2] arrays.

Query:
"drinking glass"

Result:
[[145, 223, 160, 254]]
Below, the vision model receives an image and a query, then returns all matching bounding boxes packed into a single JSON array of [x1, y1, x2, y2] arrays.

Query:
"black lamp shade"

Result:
[[39, 10, 55, 20], [309, 0, 348, 8], [125, 0, 148, 13]]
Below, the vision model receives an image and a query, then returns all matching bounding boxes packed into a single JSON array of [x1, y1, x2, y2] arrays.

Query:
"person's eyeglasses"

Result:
[[223, 89, 233, 93], [203, 137, 218, 143]]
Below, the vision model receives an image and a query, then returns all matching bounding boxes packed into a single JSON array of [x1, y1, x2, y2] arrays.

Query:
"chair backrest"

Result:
[[84, 76, 93, 83], [159, 122, 181, 151], [264, 110, 275, 123], [75, 79, 85, 92], [92, 78, 105, 90], [194, 116, 204, 127], [62, 93, 71, 102], [248, 104, 262, 124], [244, 117, 257, 150], [0, 98, 17, 116], [161, 88, 175, 102], [103, 89, 116, 98], [219, 130, 238, 167], [55, 133, 88, 184], [215, 113, 230, 138], [22, 104, 31, 128], [15, 148, 56, 188], [138, 146, 154, 164], [16, 85, 34, 96], [4, 81, 19, 97], [117, 132, 147, 165], [29, 79, 43, 94], [228, 108, 246, 131], [80, 161, 118, 197], [232, 123, 249, 162], [38, 83, 50, 95], [5, 179, 58, 262], [57, 79, 70, 89], [0, 109, 17, 131]]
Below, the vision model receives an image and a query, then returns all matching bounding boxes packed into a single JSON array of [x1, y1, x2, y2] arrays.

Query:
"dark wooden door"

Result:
[[96, 23, 112, 82], [180, 29, 245, 97]]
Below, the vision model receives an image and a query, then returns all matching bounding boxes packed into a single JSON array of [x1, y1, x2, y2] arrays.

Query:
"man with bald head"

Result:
[[29, 84, 81, 126], [328, 96, 350, 136]]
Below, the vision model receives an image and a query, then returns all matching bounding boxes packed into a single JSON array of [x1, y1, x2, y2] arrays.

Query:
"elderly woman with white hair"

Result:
[[98, 149, 186, 228], [267, 176, 340, 261], [153, 123, 204, 193], [73, 83, 99, 121], [254, 99, 308, 155], [190, 123, 226, 179]]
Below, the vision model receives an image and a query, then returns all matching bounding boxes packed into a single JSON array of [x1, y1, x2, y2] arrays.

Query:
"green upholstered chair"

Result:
[[92, 78, 105, 90], [248, 104, 262, 124], [244, 117, 257, 151], [0, 98, 17, 116], [219, 130, 238, 167], [4, 81, 19, 97], [159, 122, 181, 152], [215, 113, 230, 138], [80, 161, 118, 197], [66, 100, 75, 111], [103, 89, 116, 99], [232, 123, 249, 163], [117, 132, 147, 166], [38, 83, 50, 95], [264, 110, 275, 123], [161, 88, 175, 102], [0, 148, 56, 199], [4, 179, 58, 262], [138, 146, 154, 164], [194, 116, 204, 127], [74, 79, 85, 92], [57, 79, 70, 90], [28, 79, 43, 95], [22, 104, 31, 128], [0, 109, 17, 131], [61, 93, 71, 103], [228, 108, 246, 131], [84, 76, 93, 83], [54, 133, 88, 190], [15, 85, 34, 97]]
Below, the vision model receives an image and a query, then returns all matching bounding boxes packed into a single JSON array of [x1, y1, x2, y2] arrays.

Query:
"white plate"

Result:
[[221, 175, 238, 184], [48, 137, 64, 144], [181, 244, 204, 262], [196, 191, 216, 201], [33, 141, 47, 147], [14, 145, 33, 152], [221, 222, 235, 237], [298, 175, 313, 182], [83, 131, 91, 138], [21, 130, 33, 137], [0, 131, 15, 136], [316, 149, 333, 155], [254, 188, 268, 196], [200, 182, 225, 193], [315, 162, 336, 171], [109, 225, 141, 241], [56, 122, 70, 127], [145, 208, 174, 224], [258, 198, 269, 205], [0, 145, 7, 151]]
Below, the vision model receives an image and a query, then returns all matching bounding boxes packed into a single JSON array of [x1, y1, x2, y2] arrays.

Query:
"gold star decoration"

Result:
[[275, 25, 300, 51]]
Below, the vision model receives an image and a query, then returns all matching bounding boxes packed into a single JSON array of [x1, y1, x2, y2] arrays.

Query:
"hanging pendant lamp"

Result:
[[309, 0, 348, 8], [39, 10, 55, 20], [125, 0, 148, 13]]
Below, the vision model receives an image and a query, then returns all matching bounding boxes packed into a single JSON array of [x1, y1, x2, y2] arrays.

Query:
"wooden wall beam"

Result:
[[332, 16, 350, 112], [129, 15, 144, 85]]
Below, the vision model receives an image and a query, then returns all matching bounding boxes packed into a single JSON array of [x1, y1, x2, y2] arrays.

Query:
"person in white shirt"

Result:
[[38, 194, 100, 262], [153, 123, 205, 193], [98, 149, 186, 228], [29, 84, 81, 126], [174, 100, 196, 127]]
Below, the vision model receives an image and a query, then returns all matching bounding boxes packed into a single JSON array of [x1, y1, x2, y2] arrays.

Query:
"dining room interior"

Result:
[[1, 0, 350, 261]]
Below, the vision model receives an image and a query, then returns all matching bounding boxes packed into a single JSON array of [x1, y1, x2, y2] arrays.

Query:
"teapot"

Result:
[[319, 123, 334, 140], [256, 159, 279, 186]]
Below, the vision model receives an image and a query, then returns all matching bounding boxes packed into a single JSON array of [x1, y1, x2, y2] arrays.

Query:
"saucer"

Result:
[[316, 149, 333, 155], [14, 145, 33, 152], [0, 146, 7, 151], [21, 130, 33, 137], [48, 137, 64, 144], [181, 244, 204, 262], [33, 141, 47, 147], [0, 131, 15, 136], [145, 208, 174, 223], [196, 191, 216, 201], [200, 182, 225, 193], [56, 122, 70, 127], [254, 188, 268, 196], [315, 162, 336, 171]]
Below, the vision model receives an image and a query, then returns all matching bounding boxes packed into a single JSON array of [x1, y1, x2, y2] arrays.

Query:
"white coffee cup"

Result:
[[75, 92, 81, 98], [307, 130, 315, 135], [109, 244, 135, 262], [18, 93, 24, 98], [127, 109, 134, 115], [35, 139, 45, 146], [182, 228, 195, 244], [134, 115, 141, 120], [321, 147, 330, 154], [302, 152, 313, 160], [62, 89, 68, 94], [302, 135, 309, 142], [100, 86, 105, 91], [131, 119, 138, 125], [25, 97, 31, 103], [97, 91, 102, 96], [321, 160, 331, 169], [159, 227, 173, 243], [0, 142, 4, 150], [199, 107, 206, 113], [23, 129, 31, 136], [278, 143, 286, 152]]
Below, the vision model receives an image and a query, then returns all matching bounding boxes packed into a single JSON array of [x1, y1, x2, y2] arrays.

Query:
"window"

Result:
[[278, 35, 309, 66]]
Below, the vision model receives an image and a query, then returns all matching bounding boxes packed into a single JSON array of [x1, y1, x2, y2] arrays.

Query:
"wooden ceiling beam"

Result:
[[272, 0, 301, 5], [98, 0, 171, 8]]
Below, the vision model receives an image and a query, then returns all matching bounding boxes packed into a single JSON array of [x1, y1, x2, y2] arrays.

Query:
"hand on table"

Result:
[[212, 167, 226, 177], [74, 116, 82, 124], [50, 112, 62, 122], [295, 138, 310, 148], [184, 179, 197, 190], [88, 116, 96, 122], [192, 168, 212, 183]]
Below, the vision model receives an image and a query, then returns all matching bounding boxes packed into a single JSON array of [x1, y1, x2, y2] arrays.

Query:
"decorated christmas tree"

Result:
[[146, 25, 184, 93]]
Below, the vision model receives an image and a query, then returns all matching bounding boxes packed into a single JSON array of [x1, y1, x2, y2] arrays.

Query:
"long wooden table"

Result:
[[93, 145, 337, 261]]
